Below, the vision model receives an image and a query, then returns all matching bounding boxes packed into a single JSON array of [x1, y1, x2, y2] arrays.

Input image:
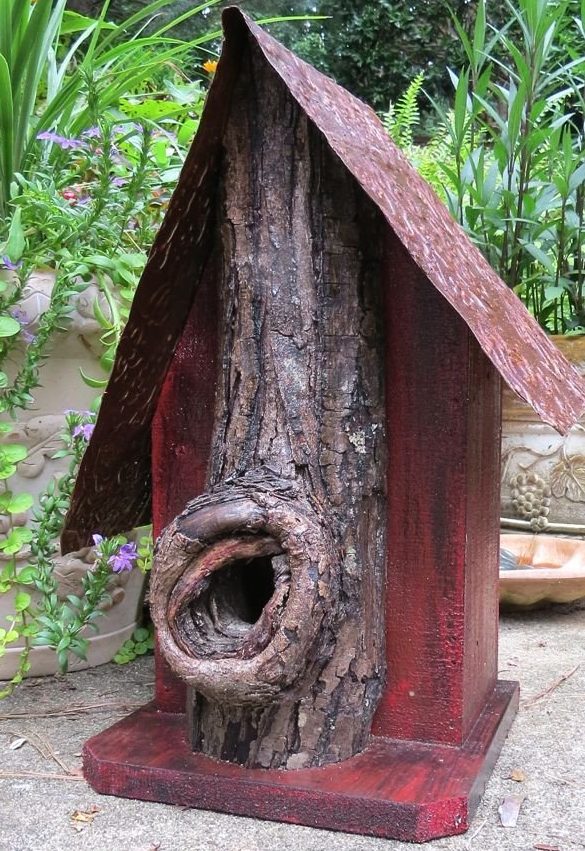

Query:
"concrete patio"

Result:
[[1, 606, 584, 851]]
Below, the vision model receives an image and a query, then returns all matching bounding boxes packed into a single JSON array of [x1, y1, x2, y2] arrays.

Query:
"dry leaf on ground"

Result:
[[70, 805, 101, 832], [508, 768, 527, 782]]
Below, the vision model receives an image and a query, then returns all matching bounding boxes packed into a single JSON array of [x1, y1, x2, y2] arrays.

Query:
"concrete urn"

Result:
[[0, 269, 145, 679]]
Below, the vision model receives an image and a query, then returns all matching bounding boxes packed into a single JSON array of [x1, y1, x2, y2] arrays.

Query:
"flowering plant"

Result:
[[0, 17, 202, 694], [0, 0, 223, 217], [0, 409, 154, 697]]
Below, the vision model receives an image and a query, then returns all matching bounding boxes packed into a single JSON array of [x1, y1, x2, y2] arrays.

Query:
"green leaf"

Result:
[[51, 449, 70, 459], [177, 118, 198, 147], [544, 285, 565, 301], [0, 444, 27, 462], [524, 243, 556, 275], [0, 527, 33, 554], [119, 98, 186, 121], [4, 207, 25, 262], [0, 316, 21, 337], [0, 491, 33, 514], [57, 648, 69, 672], [0, 53, 14, 210], [79, 368, 108, 388], [14, 591, 31, 612], [81, 254, 115, 270], [56, 635, 71, 653], [60, 10, 116, 34], [70, 637, 88, 661], [133, 627, 150, 642], [92, 293, 113, 329], [17, 565, 36, 584], [569, 163, 585, 194], [472, 0, 486, 63]]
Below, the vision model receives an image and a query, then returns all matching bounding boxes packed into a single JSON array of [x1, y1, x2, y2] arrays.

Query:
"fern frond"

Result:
[[381, 73, 424, 150], [392, 72, 424, 149]]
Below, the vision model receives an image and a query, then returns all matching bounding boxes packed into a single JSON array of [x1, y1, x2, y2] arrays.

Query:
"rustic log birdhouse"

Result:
[[62, 8, 585, 843]]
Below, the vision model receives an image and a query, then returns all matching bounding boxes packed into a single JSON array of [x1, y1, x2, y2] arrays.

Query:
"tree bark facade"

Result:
[[151, 40, 388, 768]]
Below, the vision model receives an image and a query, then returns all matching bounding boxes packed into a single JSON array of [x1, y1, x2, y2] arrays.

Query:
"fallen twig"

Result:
[[468, 816, 488, 840], [8, 728, 75, 775], [0, 701, 142, 721], [522, 665, 580, 708], [0, 770, 84, 781]]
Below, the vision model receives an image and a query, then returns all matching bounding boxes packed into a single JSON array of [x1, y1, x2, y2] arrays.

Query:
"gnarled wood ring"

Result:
[[150, 491, 337, 705]]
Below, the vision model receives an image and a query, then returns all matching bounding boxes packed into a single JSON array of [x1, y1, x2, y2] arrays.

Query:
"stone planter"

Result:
[[501, 335, 585, 532], [0, 269, 147, 678], [0, 546, 145, 678]]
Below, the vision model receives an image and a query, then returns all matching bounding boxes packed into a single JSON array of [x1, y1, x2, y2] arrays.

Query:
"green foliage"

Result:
[[387, 0, 585, 334], [0, 412, 149, 697], [113, 622, 154, 664], [0, 0, 211, 695], [0, 0, 223, 217], [136, 532, 153, 574], [288, 0, 477, 110], [383, 73, 425, 150]]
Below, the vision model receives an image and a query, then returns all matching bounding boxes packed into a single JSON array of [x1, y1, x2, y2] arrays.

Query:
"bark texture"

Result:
[[150, 39, 387, 768]]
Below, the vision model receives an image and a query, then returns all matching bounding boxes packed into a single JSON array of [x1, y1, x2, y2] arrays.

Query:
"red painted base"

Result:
[[83, 680, 518, 843]]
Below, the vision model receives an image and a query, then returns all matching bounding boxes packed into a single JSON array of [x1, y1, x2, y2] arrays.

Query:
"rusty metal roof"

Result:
[[61, 7, 585, 551]]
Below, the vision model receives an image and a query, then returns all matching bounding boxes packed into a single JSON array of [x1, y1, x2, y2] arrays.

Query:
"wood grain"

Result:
[[372, 237, 501, 745]]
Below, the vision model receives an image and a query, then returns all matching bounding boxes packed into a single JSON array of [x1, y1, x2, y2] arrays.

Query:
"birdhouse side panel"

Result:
[[373, 236, 501, 746], [151, 256, 220, 711]]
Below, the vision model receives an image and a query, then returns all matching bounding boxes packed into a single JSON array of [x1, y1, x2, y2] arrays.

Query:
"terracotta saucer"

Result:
[[500, 533, 585, 609]]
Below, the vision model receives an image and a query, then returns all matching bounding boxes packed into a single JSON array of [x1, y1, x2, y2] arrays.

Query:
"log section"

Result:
[[151, 39, 387, 769]]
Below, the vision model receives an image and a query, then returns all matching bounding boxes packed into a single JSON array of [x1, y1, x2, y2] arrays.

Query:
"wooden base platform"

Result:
[[83, 680, 518, 843]]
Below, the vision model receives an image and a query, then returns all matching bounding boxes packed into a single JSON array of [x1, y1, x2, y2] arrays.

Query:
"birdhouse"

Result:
[[62, 9, 585, 843]]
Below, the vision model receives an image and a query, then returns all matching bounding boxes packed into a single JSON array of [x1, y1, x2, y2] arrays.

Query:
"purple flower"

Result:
[[9, 309, 35, 343], [1, 255, 22, 271], [112, 177, 126, 188], [82, 126, 101, 139], [92, 533, 105, 558], [73, 423, 95, 441], [109, 542, 138, 573], [37, 131, 86, 150]]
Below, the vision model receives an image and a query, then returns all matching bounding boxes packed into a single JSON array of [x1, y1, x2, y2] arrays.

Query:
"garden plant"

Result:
[[0, 0, 216, 696], [384, 0, 585, 334]]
